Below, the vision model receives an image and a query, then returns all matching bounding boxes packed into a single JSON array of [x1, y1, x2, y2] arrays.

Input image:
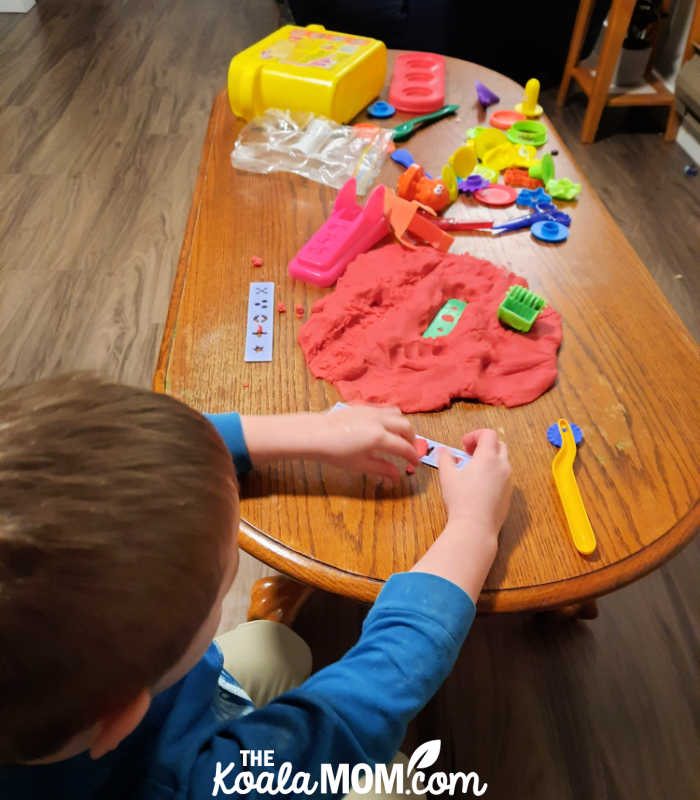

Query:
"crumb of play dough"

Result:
[[278, 302, 287, 313], [405, 464, 416, 475], [295, 304, 305, 318], [297, 243, 562, 412], [251, 256, 263, 267], [414, 437, 429, 458], [243, 382, 249, 388]]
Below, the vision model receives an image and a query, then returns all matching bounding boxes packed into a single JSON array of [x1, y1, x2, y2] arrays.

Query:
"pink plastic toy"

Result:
[[388, 52, 445, 114], [288, 178, 390, 287]]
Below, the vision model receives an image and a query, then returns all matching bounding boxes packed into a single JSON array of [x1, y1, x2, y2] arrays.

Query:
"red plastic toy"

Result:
[[388, 52, 445, 114], [384, 189, 454, 252], [490, 110, 526, 130], [504, 168, 544, 189]]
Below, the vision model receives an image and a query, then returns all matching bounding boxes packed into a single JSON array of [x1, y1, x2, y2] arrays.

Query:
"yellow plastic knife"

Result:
[[551, 418, 597, 555]]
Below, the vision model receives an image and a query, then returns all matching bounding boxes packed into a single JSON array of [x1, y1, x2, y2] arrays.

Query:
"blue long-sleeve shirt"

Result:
[[0, 413, 476, 799]]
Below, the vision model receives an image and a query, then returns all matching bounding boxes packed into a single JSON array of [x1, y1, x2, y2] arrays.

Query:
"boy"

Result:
[[0, 374, 512, 798]]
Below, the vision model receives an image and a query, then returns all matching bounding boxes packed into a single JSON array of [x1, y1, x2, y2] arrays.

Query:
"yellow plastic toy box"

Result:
[[227, 25, 387, 124]]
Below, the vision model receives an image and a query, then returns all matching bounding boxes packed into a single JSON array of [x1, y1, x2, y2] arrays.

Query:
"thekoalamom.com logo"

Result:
[[211, 740, 487, 796]]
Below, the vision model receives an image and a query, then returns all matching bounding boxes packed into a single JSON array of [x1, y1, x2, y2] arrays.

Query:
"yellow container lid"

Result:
[[228, 25, 387, 123]]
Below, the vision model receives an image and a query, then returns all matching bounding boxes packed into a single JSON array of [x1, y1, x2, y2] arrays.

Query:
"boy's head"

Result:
[[0, 375, 239, 764]]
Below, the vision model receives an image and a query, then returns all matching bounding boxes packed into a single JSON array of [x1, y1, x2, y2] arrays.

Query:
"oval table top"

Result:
[[155, 53, 699, 612]]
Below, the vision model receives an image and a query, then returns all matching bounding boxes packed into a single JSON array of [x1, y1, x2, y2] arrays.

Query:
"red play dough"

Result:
[[298, 244, 562, 412]]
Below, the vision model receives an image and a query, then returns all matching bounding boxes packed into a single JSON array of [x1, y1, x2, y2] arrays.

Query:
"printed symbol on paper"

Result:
[[253, 315, 268, 323], [254, 346, 265, 352]]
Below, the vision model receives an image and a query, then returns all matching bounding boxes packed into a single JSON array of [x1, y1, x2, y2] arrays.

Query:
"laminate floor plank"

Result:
[[0, 5, 697, 798]]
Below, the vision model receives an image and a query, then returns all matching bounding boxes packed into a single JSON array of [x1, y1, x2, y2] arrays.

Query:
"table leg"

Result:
[[581, 0, 637, 143], [543, 600, 600, 620], [248, 575, 314, 626], [557, 0, 596, 106]]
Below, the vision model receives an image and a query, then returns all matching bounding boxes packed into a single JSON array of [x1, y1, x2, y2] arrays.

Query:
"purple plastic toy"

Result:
[[475, 81, 500, 109], [458, 174, 492, 194]]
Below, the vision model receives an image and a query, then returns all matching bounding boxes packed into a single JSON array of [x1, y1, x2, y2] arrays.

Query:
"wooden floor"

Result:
[[1, 2, 698, 797]]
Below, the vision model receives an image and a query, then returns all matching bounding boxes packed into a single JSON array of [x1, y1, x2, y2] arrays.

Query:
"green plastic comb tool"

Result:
[[498, 286, 545, 333]]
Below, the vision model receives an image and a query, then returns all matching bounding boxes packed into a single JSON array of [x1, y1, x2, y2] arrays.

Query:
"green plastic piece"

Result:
[[506, 120, 547, 147], [546, 177, 581, 200], [392, 104, 459, 142], [529, 152, 555, 183], [497, 285, 545, 333], [423, 298, 468, 339], [465, 126, 487, 140], [472, 164, 498, 183]]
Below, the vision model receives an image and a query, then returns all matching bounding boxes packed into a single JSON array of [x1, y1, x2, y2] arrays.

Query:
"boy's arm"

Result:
[[207, 406, 419, 483], [183, 572, 474, 797]]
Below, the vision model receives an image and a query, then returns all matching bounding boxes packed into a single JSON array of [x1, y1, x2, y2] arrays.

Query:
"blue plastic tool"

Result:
[[390, 149, 432, 178], [532, 220, 569, 243], [517, 187, 551, 208], [368, 101, 396, 118], [548, 422, 583, 448], [492, 209, 571, 235]]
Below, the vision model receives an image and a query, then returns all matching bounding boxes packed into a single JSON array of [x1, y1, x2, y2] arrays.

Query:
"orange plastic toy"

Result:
[[384, 189, 454, 252], [504, 168, 544, 189], [396, 163, 451, 213]]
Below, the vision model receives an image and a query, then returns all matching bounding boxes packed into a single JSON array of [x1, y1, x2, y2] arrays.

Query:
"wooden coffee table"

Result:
[[155, 54, 699, 620]]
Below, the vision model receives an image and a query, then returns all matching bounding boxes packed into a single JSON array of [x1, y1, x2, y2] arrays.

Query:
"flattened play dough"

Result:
[[298, 244, 562, 412]]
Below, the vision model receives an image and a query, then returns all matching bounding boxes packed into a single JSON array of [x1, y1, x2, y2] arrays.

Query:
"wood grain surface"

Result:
[[2, 5, 699, 796], [156, 54, 699, 611]]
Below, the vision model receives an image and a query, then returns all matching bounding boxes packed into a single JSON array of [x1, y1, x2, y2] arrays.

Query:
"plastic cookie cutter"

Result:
[[497, 285, 545, 332], [474, 127, 508, 159], [490, 109, 526, 130], [288, 178, 390, 287], [515, 78, 544, 117], [475, 80, 499, 108], [392, 104, 459, 142], [506, 120, 547, 147], [422, 298, 468, 338], [516, 186, 552, 208], [551, 419, 597, 555], [546, 177, 581, 200]]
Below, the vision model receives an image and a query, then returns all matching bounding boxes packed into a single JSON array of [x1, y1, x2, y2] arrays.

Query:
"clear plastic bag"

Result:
[[230, 109, 393, 195]]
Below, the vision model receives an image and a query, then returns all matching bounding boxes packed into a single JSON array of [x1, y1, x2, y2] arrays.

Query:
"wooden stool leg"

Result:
[[581, 0, 637, 143], [664, 106, 680, 142], [557, 0, 596, 106], [248, 575, 314, 626]]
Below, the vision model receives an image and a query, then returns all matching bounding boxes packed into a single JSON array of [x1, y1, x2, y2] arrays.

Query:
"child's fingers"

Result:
[[437, 446, 458, 473], [382, 415, 416, 447], [377, 431, 420, 465], [462, 428, 500, 457]]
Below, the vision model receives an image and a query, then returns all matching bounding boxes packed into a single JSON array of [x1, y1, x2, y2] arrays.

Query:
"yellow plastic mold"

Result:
[[551, 419, 597, 555]]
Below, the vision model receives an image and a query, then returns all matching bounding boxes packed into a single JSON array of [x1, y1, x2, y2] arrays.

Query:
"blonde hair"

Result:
[[0, 374, 237, 763]]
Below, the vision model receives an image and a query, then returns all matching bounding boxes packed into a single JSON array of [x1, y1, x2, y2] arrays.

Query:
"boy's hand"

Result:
[[314, 405, 418, 483], [438, 429, 512, 535], [411, 428, 512, 601]]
